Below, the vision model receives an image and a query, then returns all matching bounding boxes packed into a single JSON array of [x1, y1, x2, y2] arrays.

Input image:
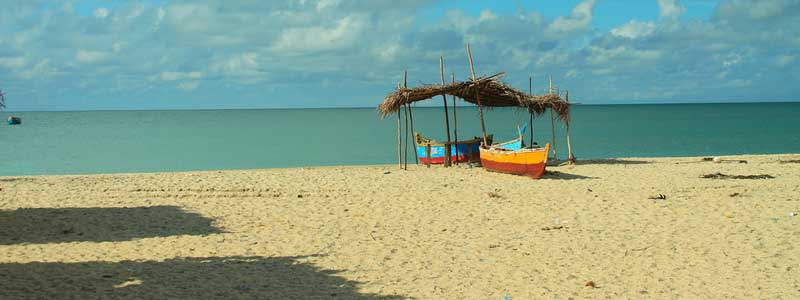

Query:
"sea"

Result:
[[1, 102, 799, 176]]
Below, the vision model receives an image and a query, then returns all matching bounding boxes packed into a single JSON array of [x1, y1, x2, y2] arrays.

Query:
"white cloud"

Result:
[[775, 55, 795, 67], [272, 16, 364, 52], [18, 59, 59, 79], [210, 53, 265, 80], [657, 0, 686, 20], [478, 10, 498, 22], [76, 50, 109, 64], [178, 81, 200, 91], [93, 7, 109, 19], [1, 0, 799, 110], [158, 71, 204, 81], [611, 20, 656, 39], [316, 0, 342, 12], [0, 56, 26, 69], [548, 0, 596, 34], [714, 0, 798, 21]]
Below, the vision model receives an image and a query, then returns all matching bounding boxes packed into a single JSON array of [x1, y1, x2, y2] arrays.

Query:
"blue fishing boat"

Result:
[[415, 133, 493, 165], [7, 116, 21, 125], [489, 125, 528, 150], [491, 136, 523, 150]]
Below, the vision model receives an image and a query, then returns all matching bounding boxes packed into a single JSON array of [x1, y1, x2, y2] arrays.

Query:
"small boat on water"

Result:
[[416, 133, 493, 165], [7, 116, 21, 125], [480, 134, 550, 178]]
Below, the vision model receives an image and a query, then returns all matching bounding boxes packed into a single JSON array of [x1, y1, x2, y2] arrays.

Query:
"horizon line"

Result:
[[3, 100, 799, 113]]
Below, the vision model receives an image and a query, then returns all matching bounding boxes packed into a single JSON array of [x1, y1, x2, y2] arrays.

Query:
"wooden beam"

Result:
[[529, 75, 534, 148], [466, 44, 488, 146], [405, 70, 418, 165], [451, 72, 458, 165], [426, 144, 432, 168], [549, 75, 557, 161], [439, 57, 452, 167], [404, 105, 409, 170], [397, 110, 402, 169], [566, 90, 575, 164]]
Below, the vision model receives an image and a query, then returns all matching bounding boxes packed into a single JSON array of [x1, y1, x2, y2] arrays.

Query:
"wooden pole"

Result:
[[566, 90, 575, 164], [439, 57, 452, 167], [451, 72, 459, 165], [529, 76, 534, 148], [397, 110, 402, 168], [466, 44, 488, 146], [426, 144, 432, 168], [403, 71, 409, 170], [405, 71, 418, 165], [549, 75, 557, 160], [404, 104, 409, 170]]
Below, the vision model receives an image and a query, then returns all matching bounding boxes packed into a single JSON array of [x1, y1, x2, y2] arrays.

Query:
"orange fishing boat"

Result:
[[479, 143, 550, 179]]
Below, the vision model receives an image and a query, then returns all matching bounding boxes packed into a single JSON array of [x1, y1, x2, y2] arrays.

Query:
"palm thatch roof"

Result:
[[378, 73, 570, 121]]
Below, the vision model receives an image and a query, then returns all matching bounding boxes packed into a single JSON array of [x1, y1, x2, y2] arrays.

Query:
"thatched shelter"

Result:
[[381, 44, 577, 169], [378, 73, 570, 121]]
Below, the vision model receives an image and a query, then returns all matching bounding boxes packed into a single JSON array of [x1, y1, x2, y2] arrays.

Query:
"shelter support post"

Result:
[[549, 75, 557, 160], [566, 90, 575, 164], [397, 110, 402, 168], [466, 44, 488, 146], [403, 71, 409, 170], [451, 73, 458, 165], [404, 104, 409, 170], [439, 57, 452, 167], [426, 144, 431, 168], [529, 76, 534, 147], [404, 70, 418, 165]]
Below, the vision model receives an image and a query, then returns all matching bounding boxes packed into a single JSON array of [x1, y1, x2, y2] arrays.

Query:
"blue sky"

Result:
[[0, 0, 798, 111]]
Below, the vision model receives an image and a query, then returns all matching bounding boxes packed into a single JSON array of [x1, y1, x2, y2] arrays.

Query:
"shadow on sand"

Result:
[[0, 256, 405, 300], [541, 170, 595, 180], [575, 158, 651, 165], [0, 177, 35, 183], [0, 206, 222, 245]]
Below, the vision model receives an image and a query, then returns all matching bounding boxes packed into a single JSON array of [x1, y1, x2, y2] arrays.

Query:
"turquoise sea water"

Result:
[[1, 102, 799, 176]]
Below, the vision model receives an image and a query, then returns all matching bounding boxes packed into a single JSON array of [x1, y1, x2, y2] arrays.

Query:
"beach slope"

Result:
[[1, 154, 798, 299]]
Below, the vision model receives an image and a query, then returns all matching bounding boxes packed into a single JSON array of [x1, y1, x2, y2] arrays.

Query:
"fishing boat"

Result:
[[7, 116, 21, 125], [416, 133, 493, 165], [481, 133, 550, 178], [489, 129, 525, 151]]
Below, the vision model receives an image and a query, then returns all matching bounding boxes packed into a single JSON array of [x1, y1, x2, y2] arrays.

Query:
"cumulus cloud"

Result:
[[548, 0, 596, 34], [714, 0, 800, 21], [657, 0, 686, 20], [93, 7, 110, 19], [157, 71, 204, 81], [611, 20, 656, 39], [272, 15, 365, 52], [0, 0, 798, 110], [0, 56, 26, 69], [76, 50, 109, 64]]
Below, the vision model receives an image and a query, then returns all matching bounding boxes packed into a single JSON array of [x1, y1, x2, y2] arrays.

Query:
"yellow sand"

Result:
[[1, 154, 798, 299]]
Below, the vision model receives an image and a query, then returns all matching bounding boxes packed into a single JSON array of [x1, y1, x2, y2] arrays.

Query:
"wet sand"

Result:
[[1, 154, 798, 299]]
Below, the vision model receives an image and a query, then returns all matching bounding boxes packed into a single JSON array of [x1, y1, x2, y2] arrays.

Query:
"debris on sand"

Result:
[[541, 225, 565, 231], [701, 172, 774, 180], [701, 157, 747, 164]]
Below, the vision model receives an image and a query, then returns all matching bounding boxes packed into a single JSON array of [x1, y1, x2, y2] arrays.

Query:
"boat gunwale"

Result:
[[415, 133, 493, 147]]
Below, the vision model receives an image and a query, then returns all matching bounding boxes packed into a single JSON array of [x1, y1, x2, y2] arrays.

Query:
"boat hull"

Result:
[[479, 143, 550, 179], [416, 133, 492, 165]]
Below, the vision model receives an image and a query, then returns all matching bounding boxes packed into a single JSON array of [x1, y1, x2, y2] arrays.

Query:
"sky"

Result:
[[0, 0, 798, 111]]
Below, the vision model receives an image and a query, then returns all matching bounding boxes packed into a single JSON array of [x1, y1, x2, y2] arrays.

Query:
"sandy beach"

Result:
[[1, 154, 798, 299]]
